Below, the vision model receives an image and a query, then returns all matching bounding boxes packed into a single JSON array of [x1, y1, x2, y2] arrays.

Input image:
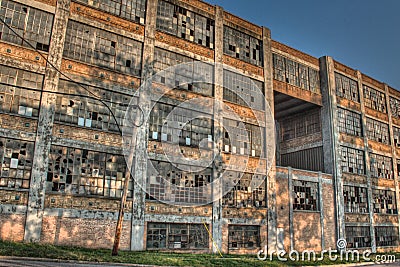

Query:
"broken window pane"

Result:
[[339, 146, 365, 175], [47, 145, 132, 197], [372, 189, 397, 214], [369, 152, 393, 179], [0, 64, 43, 117], [337, 107, 362, 137], [335, 72, 359, 102], [363, 85, 386, 113], [393, 126, 400, 147], [0, 0, 53, 51], [156, 0, 214, 49], [228, 225, 260, 249], [280, 109, 321, 141], [343, 185, 368, 213], [293, 180, 319, 211], [345, 226, 371, 248], [223, 26, 262, 66], [147, 222, 209, 249], [64, 20, 142, 76], [375, 226, 399, 247], [389, 96, 400, 118], [366, 117, 389, 145], [223, 70, 264, 110]]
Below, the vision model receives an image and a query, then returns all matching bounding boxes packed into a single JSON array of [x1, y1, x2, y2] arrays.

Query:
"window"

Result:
[[0, 138, 34, 189], [343, 185, 368, 213], [0, 65, 43, 117], [47, 145, 131, 198], [337, 108, 362, 137], [389, 96, 400, 118], [156, 0, 214, 49], [375, 226, 399, 247], [64, 20, 142, 76], [366, 118, 389, 144], [54, 80, 132, 132], [335, 73, 359, 102], [292, 180, 319, 211], [345, 226, 371, 248], [339, 146, 365, 175], [272, 53, 320, 93], [369, 153, 393, 179], [0, 0, 53, 51], [223, 118, 264, 157], [148, 101, 213, 149], [228, 225, 260, 249], [372, 189, 397, 214], [147, 223, 209, 249], [223, 70, 264, 111], [222, 171, 265, 208], [393, 126, 400, 147], [363, 85, 386, 113], [153, 48, 214, 96], [147, 160, 212, 204], [223, 26, 262, 66], [280, 110, 321, 141]]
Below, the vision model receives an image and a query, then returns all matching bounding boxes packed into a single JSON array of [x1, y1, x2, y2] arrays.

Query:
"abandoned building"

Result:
[[0, 0, 399, 254]]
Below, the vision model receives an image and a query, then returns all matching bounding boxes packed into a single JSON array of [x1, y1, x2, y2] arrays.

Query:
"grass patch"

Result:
[[0, 240, 398, 266]]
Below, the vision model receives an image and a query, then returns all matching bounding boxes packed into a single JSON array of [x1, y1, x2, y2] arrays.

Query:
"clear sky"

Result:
[[207, 0, 400, 89]]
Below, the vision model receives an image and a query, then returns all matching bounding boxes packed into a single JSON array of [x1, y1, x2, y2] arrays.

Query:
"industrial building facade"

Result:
[[0, 0, 399, 254]]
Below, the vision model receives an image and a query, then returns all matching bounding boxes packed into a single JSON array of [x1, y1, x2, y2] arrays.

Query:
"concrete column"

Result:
[[319, 56, 344, 244], [383, 84, 400, 250], [318, 172, 325, 250], [288, 167, 294, 251], [24, 0, 71, 242], [262, 26, 277, 254], [130, 0, 157, 251], [356, 71, 376, 252], [211, 5, 224, 254]]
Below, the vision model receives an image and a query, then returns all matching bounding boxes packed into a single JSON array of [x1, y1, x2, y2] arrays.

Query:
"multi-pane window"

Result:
[[0, 138, 34, 189], [375, 226, 399, 247], [47, 145, 131, 198], [272, 53, 320, 93], [366, 118, 390, 144], [280, 110, 321, 141], [148, 101, 213, 149], [223, 118, 264, 157], [335, 73, 359, 102], [223, 70, 264, 111], [222, 171, 266, 208], [343, 185, 369, 213], [147, 160, 212, 204], [293, 180, 319, 211], [369, 153, 393, 179], [228, 225, 260, 249], [345, 226, 371, 248], [339, 146, 365, 175], [0, 65, 43, 117], [363, 85, 386, 113], [153, 48, 214, 96], [372, 189, 397, 214], [393, 126, 400, 148], [0, 0, 53, 51], [54, 80, 131, 132], [223, 26, 262, 66], [147, 223, 209, 249], [64, 20, 142, 76], [337, 108, 362, 137], [156, 0, 214, 49], [74, 0, 146, 24], [389, 97, 400, 119]]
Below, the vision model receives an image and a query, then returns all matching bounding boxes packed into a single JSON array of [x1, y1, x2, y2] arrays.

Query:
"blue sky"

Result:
[[207, 0, 400, 89]]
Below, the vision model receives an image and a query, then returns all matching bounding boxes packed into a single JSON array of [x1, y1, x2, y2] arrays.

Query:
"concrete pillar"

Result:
[[211, 5, 224, 254], [262, 26, 277, 254], [288, 167, 294, 251], [24, 0, 71, 242], [318, 172, 325, 250], [319, 56, 344, 244], [130, 0, 158, 251], [356, 71, 376, 252]]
